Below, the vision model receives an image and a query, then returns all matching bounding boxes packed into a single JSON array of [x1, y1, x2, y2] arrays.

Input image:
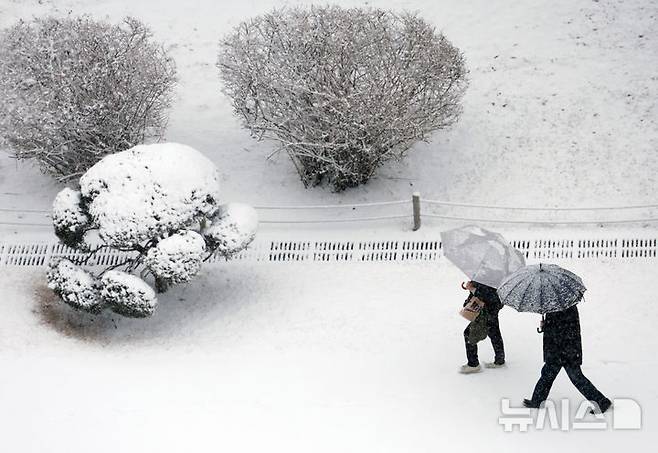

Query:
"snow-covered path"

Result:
[[0, 260, 654, 452]]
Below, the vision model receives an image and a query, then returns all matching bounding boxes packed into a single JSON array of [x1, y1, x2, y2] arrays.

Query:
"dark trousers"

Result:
[[464, 309, 505, 367], [531, 363, 607, 405]]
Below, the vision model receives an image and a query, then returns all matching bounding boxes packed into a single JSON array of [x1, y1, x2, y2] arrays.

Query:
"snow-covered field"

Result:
[[1, 0, 657, 223], [0, 0, 656, 451], [0, 260, 654, 452]]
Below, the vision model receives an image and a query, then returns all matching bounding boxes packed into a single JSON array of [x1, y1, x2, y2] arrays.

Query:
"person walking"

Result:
[[523, 304, 611, 413], [460, 280, 506, 374]]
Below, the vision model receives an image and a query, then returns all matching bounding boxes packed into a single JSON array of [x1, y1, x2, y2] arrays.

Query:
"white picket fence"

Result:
[[1, 234, 657, 267]]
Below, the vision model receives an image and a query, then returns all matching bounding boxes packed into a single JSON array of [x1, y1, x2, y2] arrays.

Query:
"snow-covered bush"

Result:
[[52, 188, 91, 249], [79, 143, 220, 248], [48, 143, 258, 318], [47, 259, 102, 313], [218, 6, 468, 191], [145, 230, 206, 290], [0, 16, 176, 182], [203, 203, 258, 258], [100, 271, 157, 318]]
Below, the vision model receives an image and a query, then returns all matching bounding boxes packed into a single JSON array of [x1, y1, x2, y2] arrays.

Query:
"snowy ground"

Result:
[[1, 0, 657, 229], [0, 0, 656, 451], [0, 260, 655, 452]]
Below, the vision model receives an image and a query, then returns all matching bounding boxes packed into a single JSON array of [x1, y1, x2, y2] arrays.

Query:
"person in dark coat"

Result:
[[524, 304, 612, 412], [460, 281, 505, 374]]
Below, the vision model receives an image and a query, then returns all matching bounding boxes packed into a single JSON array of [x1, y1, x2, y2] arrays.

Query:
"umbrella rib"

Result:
[[544, 268, 582, 297], [539, 271, 544, 313], [543, 273, 564, 313], [518, 273, 536, 311], [471, 247, 488, 283], [558, 272, 585, 296], [548, 266, 583, 287], [502, 246, 512, 274], [473, 243, 499, 285], [501, 269, 533, 310], [501, 271, 529, 299], [543, 270, 583, 305], [557, 273, 585, 302]]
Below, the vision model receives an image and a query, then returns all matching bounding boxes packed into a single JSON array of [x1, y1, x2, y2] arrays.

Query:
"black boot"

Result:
[[523, 398, 541, 408], [590, 398, 612, 414]]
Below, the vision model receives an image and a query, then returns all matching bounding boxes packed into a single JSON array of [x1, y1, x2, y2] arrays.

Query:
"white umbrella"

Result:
[[441, 225, 526, 288]]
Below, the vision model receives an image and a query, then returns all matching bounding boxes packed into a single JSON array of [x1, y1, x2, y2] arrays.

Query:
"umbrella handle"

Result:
[[536, 315, 545, 334], [461, 282, 468, 290]]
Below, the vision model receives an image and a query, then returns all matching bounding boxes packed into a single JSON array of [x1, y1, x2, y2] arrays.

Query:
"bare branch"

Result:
[[218, 6, 468, 191], [0, 16, 177, 182]]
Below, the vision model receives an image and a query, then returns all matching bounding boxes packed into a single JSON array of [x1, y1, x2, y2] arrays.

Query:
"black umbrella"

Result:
[[497, 263, 586, 314]]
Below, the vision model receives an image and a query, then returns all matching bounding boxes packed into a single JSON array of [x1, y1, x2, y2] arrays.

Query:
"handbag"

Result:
[[459, 296, 485, 322], [467, 306, 489, 344]]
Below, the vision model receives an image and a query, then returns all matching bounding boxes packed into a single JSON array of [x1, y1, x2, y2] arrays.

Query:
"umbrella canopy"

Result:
[[497, 263, 586, 314], [441, 225, 526, 288]]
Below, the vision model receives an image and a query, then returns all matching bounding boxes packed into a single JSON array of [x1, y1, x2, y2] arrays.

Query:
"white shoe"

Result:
[[459, 364, 482, 374], [485, 362, 506, 369]]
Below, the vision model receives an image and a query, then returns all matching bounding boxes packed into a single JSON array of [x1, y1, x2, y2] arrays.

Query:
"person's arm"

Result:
[[472, 283, 495, 302], [473, 283, 503, 310]]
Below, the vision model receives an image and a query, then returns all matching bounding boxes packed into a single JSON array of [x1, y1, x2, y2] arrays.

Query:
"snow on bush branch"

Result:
[[219, 6, 468, 191], [0, 16, 176, 182], [48, 143, 258, 318]]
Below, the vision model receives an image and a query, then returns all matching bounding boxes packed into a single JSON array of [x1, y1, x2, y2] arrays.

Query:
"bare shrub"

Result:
[[0, 16, 177, 182], [218, 6, 468, 191]]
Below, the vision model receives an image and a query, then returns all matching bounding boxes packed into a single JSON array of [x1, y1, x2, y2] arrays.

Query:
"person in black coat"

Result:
[[524, 305, 612, 412], [460, 281, 505, 373]]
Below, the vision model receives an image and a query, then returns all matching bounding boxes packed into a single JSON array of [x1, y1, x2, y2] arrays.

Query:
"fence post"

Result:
[[412, 192, 421, 231]]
